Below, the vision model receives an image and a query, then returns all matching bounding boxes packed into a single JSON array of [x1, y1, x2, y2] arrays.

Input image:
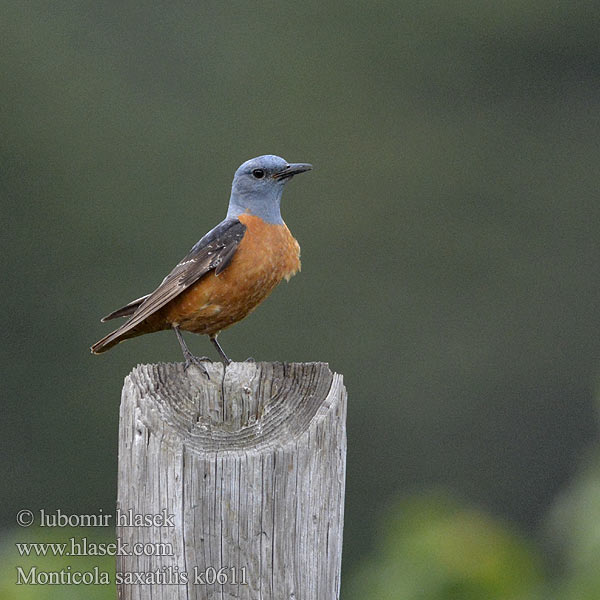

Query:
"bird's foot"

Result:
[[244, 357, 256, 362], [183, 353, 211, 378]]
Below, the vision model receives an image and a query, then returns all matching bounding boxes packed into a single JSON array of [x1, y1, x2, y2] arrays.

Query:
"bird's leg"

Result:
[[173, 325, 210, 377], [210, 334, 232, 365]]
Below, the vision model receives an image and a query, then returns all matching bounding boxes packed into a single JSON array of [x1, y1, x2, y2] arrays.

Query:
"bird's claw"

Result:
[[183, 354, 211, 379]]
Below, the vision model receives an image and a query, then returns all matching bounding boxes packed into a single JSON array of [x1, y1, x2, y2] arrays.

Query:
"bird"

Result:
[[91, 154, 312, 369]]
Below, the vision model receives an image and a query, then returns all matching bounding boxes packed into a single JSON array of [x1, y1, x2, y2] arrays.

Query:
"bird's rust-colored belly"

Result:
[[162, 213, 300, 335]]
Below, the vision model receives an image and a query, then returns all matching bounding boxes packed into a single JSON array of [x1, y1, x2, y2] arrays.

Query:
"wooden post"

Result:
[[116, 361, 347, 600]]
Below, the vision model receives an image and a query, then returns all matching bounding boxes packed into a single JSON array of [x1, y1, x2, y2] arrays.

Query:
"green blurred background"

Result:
[[3, 1, 600, 598]]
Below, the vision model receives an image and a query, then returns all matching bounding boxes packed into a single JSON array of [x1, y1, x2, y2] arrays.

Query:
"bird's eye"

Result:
[[252, 169, 265, 179]]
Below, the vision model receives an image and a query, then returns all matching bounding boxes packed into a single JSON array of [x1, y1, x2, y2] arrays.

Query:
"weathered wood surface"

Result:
[[116, 361, 347, 600]]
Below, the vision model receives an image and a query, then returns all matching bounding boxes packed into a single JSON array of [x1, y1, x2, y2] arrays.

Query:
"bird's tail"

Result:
[[92, 295, 152, 354], [91, 326, 131, 354], [100, 294, 149, 322]]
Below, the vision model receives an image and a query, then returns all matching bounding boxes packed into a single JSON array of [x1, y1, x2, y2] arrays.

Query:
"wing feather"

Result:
[[91, 218, 246, 353]]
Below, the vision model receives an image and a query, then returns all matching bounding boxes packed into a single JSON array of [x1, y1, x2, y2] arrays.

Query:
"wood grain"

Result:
[[117, 361, 347, 600]]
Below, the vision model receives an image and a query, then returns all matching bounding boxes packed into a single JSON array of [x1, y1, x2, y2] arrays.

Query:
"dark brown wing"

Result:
[[91, 219, 246, 353]]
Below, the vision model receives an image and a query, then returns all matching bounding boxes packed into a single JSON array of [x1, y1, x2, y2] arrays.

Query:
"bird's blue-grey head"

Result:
[[227, 155, 312, 224]]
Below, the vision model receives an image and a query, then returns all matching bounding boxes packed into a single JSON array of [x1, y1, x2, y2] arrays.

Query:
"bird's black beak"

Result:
[[273, 162, 313, 181]]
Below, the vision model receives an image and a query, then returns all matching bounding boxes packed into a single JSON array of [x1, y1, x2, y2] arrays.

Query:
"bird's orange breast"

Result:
[[163, 213, 300, 335]]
